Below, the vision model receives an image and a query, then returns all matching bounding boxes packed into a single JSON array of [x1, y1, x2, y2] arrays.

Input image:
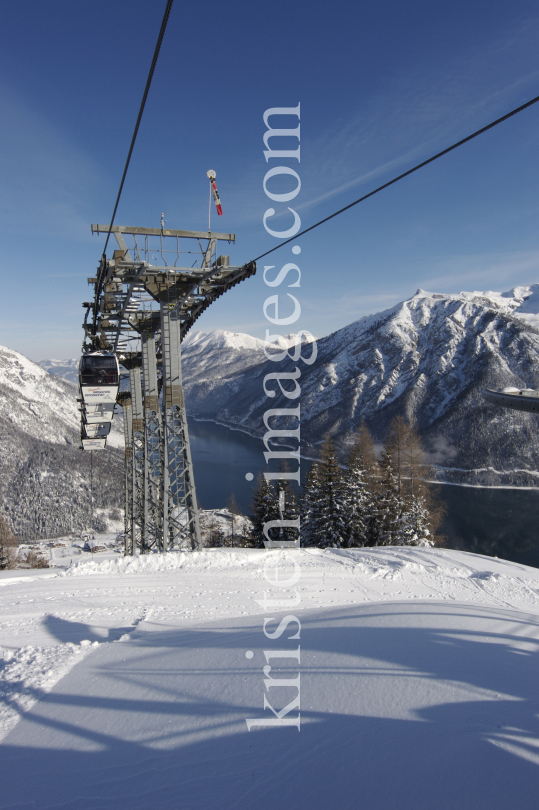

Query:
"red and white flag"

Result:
[[211, 179, 223, 216]]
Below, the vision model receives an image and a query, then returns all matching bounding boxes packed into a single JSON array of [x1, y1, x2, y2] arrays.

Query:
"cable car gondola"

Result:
[[81, 402, 116, 424], [482, 387, 539, 413], [79, 352, 120, 408], [82, 423, 111, 440], [81, 438, 107, 451]]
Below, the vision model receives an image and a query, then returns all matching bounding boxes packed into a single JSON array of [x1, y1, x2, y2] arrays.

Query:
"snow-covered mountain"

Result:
[[181, 286, 539, 486], [0, 346, 123, 540], [0, 348, 80, 445], [37, 357, 79, 385], [13, 281, 539, 539], [181, 328, 314, 374]]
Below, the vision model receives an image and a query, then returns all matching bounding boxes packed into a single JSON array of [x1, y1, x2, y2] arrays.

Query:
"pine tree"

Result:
[[341, 423, 378, 547], [249, 475, 278, 547], [300, 461, 322, 547], [375, 431, 404, 546], [275, 478, 300, 545], [301, 437, 347, 548], [399, 496, 433, 546]]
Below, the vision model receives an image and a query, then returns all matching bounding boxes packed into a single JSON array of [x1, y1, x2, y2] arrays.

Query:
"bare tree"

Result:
[[385, 416, 446, 545], [226, 494, 240, 545], [0, 514, 18, 569], [200, 511, 220, 547], [25, 549, 49, 569]]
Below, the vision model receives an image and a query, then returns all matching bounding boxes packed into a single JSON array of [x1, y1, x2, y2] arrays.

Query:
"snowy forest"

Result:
[[206, 417, 443, 549]]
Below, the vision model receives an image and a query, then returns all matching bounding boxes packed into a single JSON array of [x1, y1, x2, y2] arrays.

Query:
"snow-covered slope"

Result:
[[181, 327, 315, 425], [0, 546, 538, 809], [182, 286, 539, 486], [0, 346, 80, 444], [181, 327, 313, 378], [0, 346, 124, 540], [0, 346, 123, 449]]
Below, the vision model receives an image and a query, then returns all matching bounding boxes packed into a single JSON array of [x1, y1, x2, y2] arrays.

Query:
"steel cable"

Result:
[[251, 93, 539, 263], [93, 0, 174, 335]]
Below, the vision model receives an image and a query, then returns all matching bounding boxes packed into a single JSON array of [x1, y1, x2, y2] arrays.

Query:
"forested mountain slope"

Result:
[[0, 347, 123, 540], [182, 286, 539, 486]]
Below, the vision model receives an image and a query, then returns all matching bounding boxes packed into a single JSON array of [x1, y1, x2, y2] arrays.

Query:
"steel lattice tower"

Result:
[[81, 224, 256, 554]]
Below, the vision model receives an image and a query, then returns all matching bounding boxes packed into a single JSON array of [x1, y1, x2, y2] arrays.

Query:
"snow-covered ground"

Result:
[[1, 546, 539, 808], [16, 532, 123, 569]]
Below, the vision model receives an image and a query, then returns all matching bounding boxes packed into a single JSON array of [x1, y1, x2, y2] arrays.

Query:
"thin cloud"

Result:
[[294, 15, 539, 218], [0, 85, 107, 237], [202, 13, 539, 232]]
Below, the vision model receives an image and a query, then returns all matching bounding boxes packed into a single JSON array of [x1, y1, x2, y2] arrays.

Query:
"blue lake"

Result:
[[187, 418, 270, 512], [187, 418, 539, 568]]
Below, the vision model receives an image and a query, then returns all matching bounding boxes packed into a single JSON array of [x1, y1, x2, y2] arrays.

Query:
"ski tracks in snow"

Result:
[[1, 547, 539, 742], [0, 639, 99, 741]]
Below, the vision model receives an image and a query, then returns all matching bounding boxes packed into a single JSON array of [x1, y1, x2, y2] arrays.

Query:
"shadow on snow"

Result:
[[1, 601, 538, 810]]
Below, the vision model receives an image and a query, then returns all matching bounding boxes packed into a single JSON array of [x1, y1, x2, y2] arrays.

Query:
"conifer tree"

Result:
[[301, 436, 347, 547], [249, 474, 278, 547], [275, 478, 300, 545], [399, 496, 433, 546], [379, 416, 442, 546], [341, 422, 378, 547], [300, 461, 322, 547], [227, 493, 241, 515], [375, 434, 403, 546], [387, 416, 409, 500]]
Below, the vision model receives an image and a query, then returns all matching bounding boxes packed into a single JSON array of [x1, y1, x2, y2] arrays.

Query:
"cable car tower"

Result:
[[80, 220, 256, 553]]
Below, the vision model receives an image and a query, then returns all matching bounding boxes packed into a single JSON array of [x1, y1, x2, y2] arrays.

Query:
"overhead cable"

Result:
[[251, 92, 539, 263], [91, 0, 174, 341], [101, 0, 174, 259]]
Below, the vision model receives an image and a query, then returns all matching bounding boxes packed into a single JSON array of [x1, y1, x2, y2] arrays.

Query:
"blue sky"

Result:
[[1, 0, 539, 359]]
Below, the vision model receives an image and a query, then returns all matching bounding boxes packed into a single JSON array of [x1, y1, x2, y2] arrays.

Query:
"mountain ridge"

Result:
[[179, 285, 539, 486], [31, 283, 539, 516]]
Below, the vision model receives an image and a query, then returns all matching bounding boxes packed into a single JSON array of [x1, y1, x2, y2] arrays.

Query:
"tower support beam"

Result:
[[121, 393, 134, 555], [142, 331, 163, 551], [130, 366, 144, 552], [160, 302, 201, 550]]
